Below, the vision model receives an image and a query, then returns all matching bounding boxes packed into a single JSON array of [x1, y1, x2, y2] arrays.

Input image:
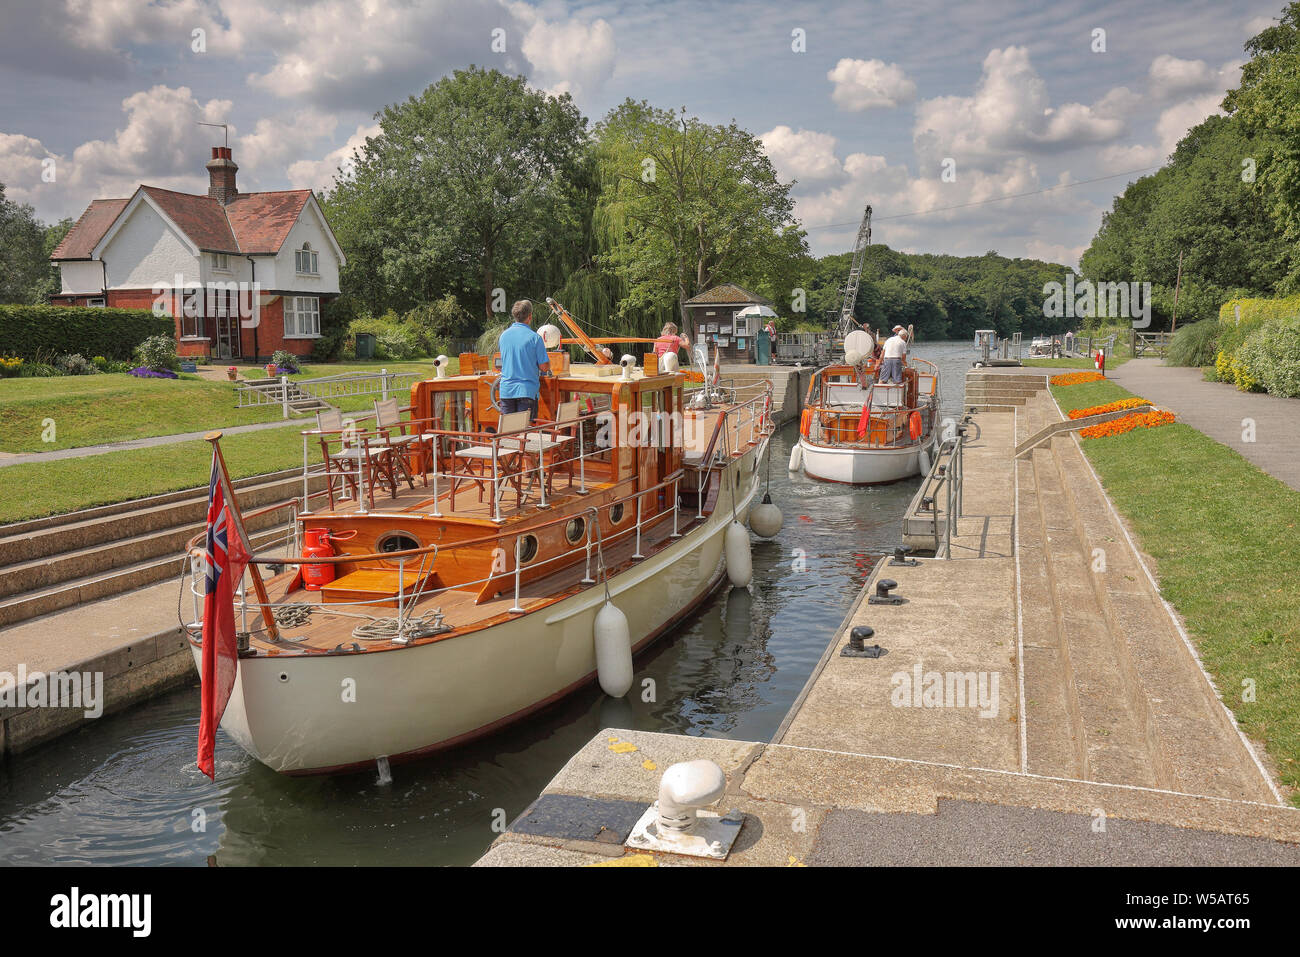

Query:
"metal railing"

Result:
[[236, 368, 424, 411], [914, 432, 965, 558], [184, 395, 776, 644]]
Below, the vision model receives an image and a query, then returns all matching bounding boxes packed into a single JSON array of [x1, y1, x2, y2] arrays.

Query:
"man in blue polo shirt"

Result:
[[498, 299, 551, 421]]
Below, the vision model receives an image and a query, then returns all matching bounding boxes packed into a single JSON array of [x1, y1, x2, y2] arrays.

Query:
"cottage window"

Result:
[[87, 298, 105, 308], [284, 296, 320, 337], [180, 312, 205, 339], [295, 243, 319, 275]]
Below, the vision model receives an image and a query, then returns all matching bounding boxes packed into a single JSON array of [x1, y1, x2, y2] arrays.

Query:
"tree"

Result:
[[1224, 2, 1300, 275], [594, 100, 806, 326], [0, 183, 64, 305], [324, 67, 590, 321]]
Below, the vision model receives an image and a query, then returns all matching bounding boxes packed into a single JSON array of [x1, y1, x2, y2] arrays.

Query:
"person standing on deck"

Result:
[[879, 326, 908, 384], [654, 322, 690, 359], [499, 300, 551, 422]]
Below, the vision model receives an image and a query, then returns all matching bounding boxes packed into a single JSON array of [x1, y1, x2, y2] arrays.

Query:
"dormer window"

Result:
[[295, 243, 319, 275], [213, 253, 229, 271]]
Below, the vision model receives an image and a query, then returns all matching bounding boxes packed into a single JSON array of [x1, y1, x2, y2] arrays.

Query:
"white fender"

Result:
[[749, 493, 783, 538], [918, 441, 932, 476], [725, 521, 752, 587], [788, 443, 803, 471], [594, 600, 633, 697]]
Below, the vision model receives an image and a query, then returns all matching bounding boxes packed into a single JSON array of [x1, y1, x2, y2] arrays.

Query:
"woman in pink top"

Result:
[[654, 322, 690, 358]]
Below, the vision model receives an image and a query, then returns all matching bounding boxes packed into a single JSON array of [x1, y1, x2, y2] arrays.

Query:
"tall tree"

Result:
[[594, 100, 806, 325], [1223, 2, 1300, 287], [0, 183, 64, 305], [324, 67, 590, 321]]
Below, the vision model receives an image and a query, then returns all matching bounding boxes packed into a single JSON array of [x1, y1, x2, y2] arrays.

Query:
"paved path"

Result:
[[0, 417, 309, 468], [1108, 358, 1300, 492]]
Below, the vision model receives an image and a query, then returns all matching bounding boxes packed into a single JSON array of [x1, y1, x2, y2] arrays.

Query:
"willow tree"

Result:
[[594, 100, 806, 326], [325, 67, 590, 321]]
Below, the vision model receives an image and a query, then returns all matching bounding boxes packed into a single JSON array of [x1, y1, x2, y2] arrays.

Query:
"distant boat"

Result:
[[973, 329, 997, 353]]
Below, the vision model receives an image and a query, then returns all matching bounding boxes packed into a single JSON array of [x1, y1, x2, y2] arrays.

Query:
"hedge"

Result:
[[0, 305, 173, 361], [1214, 295, 1300, 393]]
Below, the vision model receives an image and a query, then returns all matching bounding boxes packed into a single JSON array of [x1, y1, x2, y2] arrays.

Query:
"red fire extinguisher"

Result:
[[302, 528, 336, 590]]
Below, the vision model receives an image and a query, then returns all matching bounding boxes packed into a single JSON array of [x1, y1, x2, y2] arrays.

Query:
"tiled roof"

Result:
[[51, 187, 317, 260], [49, 198, 129, 260], [141, 186, 238, 252], [683, 283, 772, 306], [224, 190, 313, 254]]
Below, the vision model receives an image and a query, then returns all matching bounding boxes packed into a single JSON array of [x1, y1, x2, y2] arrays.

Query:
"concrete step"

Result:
[[0, 471, 313, 566], [0, 525, 287, 629], [1029, 446, 1165, 787], [1049, 434, 1276, 803]]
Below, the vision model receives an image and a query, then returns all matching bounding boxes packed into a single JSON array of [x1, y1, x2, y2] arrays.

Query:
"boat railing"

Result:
[[184, 389, 774, 639]]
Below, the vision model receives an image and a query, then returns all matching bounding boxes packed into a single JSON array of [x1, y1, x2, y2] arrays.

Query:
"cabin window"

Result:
[[609, 502, 625, 525], [565, 517, 585, 545], [431, 389, 474, 432], [377, 531, 420, 554], [517, 534, 539, 564], [295, 243, 319, 275], [284, 296, 320, 337]]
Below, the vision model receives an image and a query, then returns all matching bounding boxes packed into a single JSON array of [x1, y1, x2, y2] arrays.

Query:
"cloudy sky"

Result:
[[0, 0, 1282, 266]]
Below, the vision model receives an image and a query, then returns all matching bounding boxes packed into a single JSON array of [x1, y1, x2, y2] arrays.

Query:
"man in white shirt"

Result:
[[880, 326, 908, 383]]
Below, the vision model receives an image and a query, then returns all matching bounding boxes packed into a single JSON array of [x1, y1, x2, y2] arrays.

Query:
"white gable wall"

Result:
[[265, 201, 340, 294], [102, 200, 200, 290]]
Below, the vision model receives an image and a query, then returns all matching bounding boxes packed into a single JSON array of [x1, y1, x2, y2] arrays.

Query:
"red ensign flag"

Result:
[[197, 450, 250, 780]]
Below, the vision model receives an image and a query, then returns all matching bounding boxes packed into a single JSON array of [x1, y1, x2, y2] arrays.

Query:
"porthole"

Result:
[[517, 534, 539, 564], [609, 502, 625, 525], [377, 531, 420, 554], [278, 672, 289, 683], [565, 517, 586, 545]]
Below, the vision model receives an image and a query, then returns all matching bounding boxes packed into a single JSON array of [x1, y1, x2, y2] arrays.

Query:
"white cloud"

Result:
[[1148, 55, 1219, 98], [1, 85, 232, 221], [912, 47, 1128, 171], [1154, 92, 1225, 157], [827, 58, 917, 111], [514, 6, 616, 100], [1097, 143, 1162, 171], [288, 123, 381, 192], [759, 126, 844, 184], [237, 111, 339, 183]]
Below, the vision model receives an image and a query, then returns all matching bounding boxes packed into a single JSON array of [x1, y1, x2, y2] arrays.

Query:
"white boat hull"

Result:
[[193, 444, 764, 775], [798, 435, 933, 485]]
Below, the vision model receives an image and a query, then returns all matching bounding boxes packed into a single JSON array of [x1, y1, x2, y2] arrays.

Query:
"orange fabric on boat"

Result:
[[800, 408, 811, 436], [856, 402, 870, 439], [908, 411, 922, 440]]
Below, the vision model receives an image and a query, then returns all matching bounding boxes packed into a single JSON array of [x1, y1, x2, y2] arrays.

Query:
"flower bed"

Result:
[[1067, 397, 1151, 420], [129, 367, 178, 379], [1079, 409, 1175, 439], [1050, 371, 1105, 386]]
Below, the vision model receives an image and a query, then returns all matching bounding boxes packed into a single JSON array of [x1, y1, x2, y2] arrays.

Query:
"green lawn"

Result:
[[0, 374, 281, 453], [1051, 378, 1300, 802], [240, 359, 447, 380], [0, 427, 323, 524]]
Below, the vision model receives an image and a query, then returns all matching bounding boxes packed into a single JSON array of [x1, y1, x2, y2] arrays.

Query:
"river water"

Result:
[[0, 341, 973, 866]]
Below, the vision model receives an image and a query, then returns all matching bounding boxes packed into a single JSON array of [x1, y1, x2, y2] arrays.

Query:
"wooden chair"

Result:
[[520, 400, 581, 496], [316, 409, 394, 511], [371, 397, 419, 491], [450, 410, 531, 513]]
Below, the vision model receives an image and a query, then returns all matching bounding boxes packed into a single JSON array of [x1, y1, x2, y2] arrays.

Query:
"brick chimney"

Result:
[[206, 146, 238, 204]]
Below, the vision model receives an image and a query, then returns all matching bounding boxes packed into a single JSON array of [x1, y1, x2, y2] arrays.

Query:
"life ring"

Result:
[[908, 411, 923, 440]]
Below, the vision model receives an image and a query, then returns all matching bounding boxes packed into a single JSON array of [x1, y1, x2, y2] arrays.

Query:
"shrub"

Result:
[[270, 350, 299, 374], [314, 295, 359, 361], [0, 356, 24, 377], [0, 305, 172, 361], [1214, 296, 1300, 385], [404, 295, 471, 355], [1237, 318, 1300, 398], [134, 334, 178, 372], [1166, 319, 1221, 368], [476, 321, 510, 356], [19, 362, 58, 377], [376, 326, 418, 360], [57, 353, 97, 376]]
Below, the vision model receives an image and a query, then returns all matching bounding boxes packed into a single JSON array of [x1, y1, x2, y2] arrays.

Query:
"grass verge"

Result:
[[1051, 378, 1300, 802], [0, 374, 281, 453], [0, 428, 322, 525]]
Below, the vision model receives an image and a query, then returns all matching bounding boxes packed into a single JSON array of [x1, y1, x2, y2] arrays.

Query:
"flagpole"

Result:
[[205, 432, 280, 642]]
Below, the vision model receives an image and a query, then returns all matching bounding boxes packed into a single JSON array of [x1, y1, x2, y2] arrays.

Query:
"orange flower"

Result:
[[1079, 410, 1175, 439], [1067, 397, 1150, 419], [1050, 371, 1105, 386]]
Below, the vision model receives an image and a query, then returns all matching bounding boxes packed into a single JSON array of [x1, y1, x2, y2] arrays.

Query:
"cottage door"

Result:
[[214, 291, 241, 358]]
